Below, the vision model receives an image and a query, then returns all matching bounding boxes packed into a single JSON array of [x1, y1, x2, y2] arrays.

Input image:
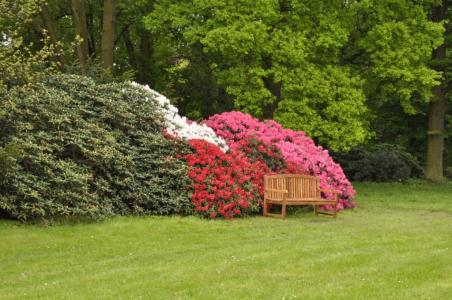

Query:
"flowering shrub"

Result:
[[231, 137, 306, 205], [204, 111, 356, 209], [182, 139, 265, 219], [130, 82, 228, 151], [128, 84, 355, 214], [232, 137, 287, 172]]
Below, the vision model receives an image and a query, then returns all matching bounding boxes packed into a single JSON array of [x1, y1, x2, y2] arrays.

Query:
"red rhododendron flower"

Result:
[[179, 139, 264, 219]]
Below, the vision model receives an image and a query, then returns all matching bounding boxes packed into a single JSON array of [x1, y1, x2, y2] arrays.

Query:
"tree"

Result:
[[347, 0, 449, 181], [426, 0, 450, 182], [38, 1, 67, 68], [0, 0, 58, 91], [101, 0, 116, 72], [348, 0, 444, 114], [71, 0, 90, 73], [342, 0, 446, 175], [35, 0, 161, 82], [145, 0, 370, 151]]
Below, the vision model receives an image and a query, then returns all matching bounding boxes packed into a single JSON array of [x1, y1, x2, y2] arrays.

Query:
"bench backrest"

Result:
[[264, 174, 320, 200]]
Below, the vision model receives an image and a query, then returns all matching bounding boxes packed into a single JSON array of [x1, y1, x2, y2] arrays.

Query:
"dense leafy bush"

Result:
[[332, 144, 423, 182], [204, 112, 356, 209], [232, 137, 288, 172], [0, 74, 193, 221]]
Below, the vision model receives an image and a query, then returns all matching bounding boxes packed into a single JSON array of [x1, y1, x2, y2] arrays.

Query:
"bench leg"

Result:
[[263, 198, 268, 217], [281, 203, 287, 219], [314, 204, 338, 218]]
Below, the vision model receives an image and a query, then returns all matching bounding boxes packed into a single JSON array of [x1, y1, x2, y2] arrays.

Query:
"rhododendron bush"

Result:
[[233, 137, 287, 172], [129, 84, 356, 217], [178, 137, 315, 219], [181, 139, 265, 219], [204, 112, 356, 209]]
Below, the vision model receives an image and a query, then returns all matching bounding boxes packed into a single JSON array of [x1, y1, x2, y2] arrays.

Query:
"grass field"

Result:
[[1, 181, 451, 299]]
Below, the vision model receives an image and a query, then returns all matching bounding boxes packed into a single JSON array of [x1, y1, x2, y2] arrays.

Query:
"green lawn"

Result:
[[1, 181, 451, 300]]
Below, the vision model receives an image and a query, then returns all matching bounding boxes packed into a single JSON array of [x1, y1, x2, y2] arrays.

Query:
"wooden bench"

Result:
[[263, 174, 339, 219]]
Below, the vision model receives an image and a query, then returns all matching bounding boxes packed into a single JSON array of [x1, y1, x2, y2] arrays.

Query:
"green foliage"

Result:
[[332, 144, 423, 182], [65, 58, 136, 84], [0, 34, 58, 91], [0, 74, 192, 222], [0, 0, 39, 30], [145, 0, 370, 151], [0, 143, 23, 183], [236, 137, 287, 172], [274, 66, 369, 151], [351, 0, 444, 114], [0, 0, 58, 91], [144, 0, 446, 153]]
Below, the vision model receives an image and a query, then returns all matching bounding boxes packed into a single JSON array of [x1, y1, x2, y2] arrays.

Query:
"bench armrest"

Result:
[[319, 188, 339, 203]]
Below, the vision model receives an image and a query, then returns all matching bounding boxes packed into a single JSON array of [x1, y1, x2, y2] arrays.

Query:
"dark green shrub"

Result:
[[332, 144, 423, 182], [0, 74, 192, 222], [445, 167, 452, 180], [233, 137, 287, 172]]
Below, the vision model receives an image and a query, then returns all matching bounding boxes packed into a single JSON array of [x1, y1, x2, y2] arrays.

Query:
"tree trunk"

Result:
[[426, 84, 447, 182], [101, 0, 116, 73], [71, 0, 90, 73], [39, 2, 67, 69], [123, 27, 137, 71], [262, 56, 282, 119], [137, 29, 153, 83], [425, 0, 447, 182], [87, 0, 96, 56]]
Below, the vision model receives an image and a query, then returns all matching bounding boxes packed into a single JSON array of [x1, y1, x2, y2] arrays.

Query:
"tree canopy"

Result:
[[0, 0, 450, 180]]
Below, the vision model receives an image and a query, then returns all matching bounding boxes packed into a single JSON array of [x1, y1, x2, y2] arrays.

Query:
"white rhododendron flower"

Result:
[[130, 82, 229, 151]]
